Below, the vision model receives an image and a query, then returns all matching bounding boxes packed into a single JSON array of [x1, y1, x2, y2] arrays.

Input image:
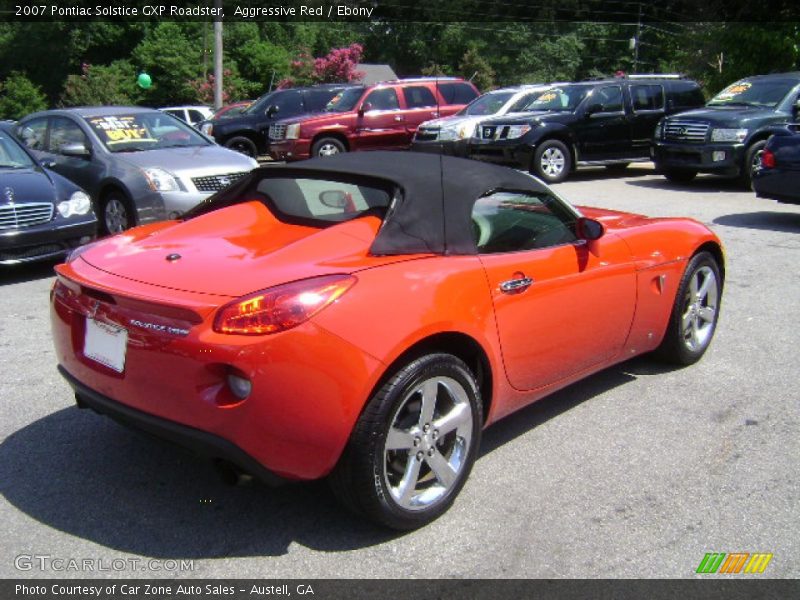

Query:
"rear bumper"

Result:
[[60, 365, 287, 486], [652, 141, 745, 175], [753, 168, 800, 204], [0, 217, 96, 265]]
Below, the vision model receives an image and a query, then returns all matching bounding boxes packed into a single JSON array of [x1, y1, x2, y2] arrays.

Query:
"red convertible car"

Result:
[[50, 153, 724, 529]]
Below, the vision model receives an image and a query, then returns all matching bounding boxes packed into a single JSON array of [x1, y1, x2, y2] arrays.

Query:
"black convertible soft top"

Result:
[[191, 151, 550, 256]]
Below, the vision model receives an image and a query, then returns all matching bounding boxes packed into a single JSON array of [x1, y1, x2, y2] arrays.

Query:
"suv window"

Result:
[[403, 86, 437, 108], [49, 117, 88, 153], [670, 86, 705, 110], [471, 190, 577, 253], [594, 86, 623, 112], [305, 89, 341, 112], [440, 82, 479, 105], [17, 118, 48, 151], [631, 84, 665, 111], [273, 91, 304, 117], [364, 88, 400, 111]]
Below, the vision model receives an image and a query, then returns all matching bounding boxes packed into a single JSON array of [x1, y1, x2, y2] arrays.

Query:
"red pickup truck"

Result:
[[268, 77, 479, 160]]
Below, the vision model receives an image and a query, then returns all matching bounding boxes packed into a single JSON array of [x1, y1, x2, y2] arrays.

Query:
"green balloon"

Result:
[[137, 73, 152, 89]]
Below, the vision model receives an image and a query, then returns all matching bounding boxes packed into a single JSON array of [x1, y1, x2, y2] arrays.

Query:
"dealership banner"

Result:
[[5, 579, 800, 599]]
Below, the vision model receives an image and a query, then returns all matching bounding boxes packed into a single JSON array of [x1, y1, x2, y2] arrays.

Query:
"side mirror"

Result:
[[585, 102, 603, 117], [266, 104, 279, 117], [577, 217, 604, 241], [60, 143, 90, 158], [319, 190, 348, 208], [793, 98, 800, 120], [358, 102, 373, 116]]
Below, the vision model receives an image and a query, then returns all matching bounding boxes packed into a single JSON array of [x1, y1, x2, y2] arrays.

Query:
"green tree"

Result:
[[0, 71, 47, 119], [132, 23, 202, 106], [459, 48, 495, 91], [59, 61, 142, 107]]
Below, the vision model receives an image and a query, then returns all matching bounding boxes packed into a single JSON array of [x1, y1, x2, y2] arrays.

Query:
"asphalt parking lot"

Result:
[[0, 164, 798, 579]]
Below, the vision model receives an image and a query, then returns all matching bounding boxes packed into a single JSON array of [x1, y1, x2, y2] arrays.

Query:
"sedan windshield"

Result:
[[0, 133, 36, 169], [708, 79, 798, 108], [324, 88, 366, 113], [461, 92, 515, 116], [85, 112, 210, 153]]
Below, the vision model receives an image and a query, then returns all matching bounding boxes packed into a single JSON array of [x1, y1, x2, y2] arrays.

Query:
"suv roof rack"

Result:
[[620, 73, 686, 79], [374, 77, 463, 85]]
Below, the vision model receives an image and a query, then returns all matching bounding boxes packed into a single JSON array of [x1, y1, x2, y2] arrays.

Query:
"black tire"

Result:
[[655, 251, 722, 366], [531, 139, 572, 183], [739, 140, 767, 190], [605, 162, 630, 172], [311, 137, 346, 158], [663, 169, 698, 184], [225, 136, 258, 159], [101, 191, 135, 235], [329, 353, 483, 530]]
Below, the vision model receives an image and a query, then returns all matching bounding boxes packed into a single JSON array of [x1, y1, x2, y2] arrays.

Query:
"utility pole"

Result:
[[633, 3, 642, 74], [213, 0, 223, 110]]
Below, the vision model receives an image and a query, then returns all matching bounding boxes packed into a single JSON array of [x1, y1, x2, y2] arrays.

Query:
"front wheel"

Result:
[[225, 136, 258, 159], [329, 353, 483, 530], [531, 139, 572, 183], [739, 140, 766, 190], [655, 251, 722, 365], [312, 137, 346, 158], [101, 192, 135, 235]]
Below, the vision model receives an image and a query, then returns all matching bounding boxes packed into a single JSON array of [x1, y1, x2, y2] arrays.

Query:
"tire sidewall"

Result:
[[225, 136, 258, 158], [101, 192, 134, 234], [366, 354, 483, 530], [741, 140, 766, 189], [312, 137, 346, 158], [532, 139, 571, 183]]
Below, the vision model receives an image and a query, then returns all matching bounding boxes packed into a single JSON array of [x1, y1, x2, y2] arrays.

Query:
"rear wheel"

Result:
[[739, 140, 766, 189], [531, 139, 571, 183], [329, 353, 482, 530], [312, 137, 346, 158], [663, 169, 697, 184], [225, 136, 258, 159], [101, 191, 135, 235], [655, 251, 722, 365]]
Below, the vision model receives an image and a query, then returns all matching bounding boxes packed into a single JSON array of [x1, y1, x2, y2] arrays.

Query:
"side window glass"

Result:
[[596, 86, 623, 112], [364, 88, 400, 111], [17, 119, 48, 151], [49, 117, 88, 154], [439, 83, 479, 105], [188, 109, 205, 124], [274, 91, 304, 116], [471, 191, 577, 253], [403, 86, 437, 108], [631, 84, 665, 111]]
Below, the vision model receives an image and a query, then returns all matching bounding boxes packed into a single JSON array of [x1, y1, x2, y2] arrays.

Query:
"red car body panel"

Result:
[[50, 163, 723, 483]]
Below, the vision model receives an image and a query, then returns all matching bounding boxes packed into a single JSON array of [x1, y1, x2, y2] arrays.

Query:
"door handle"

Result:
[[500, 277, 534, 293], [394, 116, 404, 122]]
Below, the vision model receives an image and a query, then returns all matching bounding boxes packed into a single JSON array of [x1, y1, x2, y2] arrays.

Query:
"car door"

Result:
[[42, 116, 104, 196], [400, 85, 441, 142], [355, 87, 408, 150], [629, 83, 665, 157], [576, 85, 631, 160], [474, 190, 636, 392]]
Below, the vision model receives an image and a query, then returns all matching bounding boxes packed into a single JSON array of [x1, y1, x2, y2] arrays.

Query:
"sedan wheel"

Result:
[[102, 195, 133, 234], [655, 251, 722, 365], [330, 353, 482, 530]]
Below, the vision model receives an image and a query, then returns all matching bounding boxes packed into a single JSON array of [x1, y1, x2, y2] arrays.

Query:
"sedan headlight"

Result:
[[142, 167, 180, 192], [505, 124, 532, 139], [285, 124, 301, 140], [710, 128, 748, 143], [57, 191, 92, 218], [438, 127, 457, 141]]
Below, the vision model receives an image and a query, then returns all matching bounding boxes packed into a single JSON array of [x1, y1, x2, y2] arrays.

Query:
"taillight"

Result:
[[213, 274, 356, 335], [760, 148, 776, 169]]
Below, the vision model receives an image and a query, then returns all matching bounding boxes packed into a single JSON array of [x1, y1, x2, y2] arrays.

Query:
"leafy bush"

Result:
[[0, 72, 47, 120]]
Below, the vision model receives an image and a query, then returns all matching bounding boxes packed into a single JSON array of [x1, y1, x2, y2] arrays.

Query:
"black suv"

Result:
[[467, 75, 704, 182], [198, 83, 358, 158], [652, 72, 800, 187]]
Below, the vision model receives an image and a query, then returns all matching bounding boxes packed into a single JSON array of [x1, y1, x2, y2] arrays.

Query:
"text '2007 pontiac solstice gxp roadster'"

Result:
[[50, 152, 723, 529]]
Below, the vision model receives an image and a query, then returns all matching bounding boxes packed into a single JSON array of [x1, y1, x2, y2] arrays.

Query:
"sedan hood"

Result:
[[79, 201, 399, 297], [115, 145, 257, 175], [0, 167, 57, 205]]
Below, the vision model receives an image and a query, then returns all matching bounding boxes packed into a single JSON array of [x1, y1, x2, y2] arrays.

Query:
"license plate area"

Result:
[[84, 318, 128, 373]]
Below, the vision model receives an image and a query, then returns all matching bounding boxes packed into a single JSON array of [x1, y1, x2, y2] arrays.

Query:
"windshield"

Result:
[[324, 88, 365, 113], [512, 86, 590, 112], [86, 113, 210, 153], [461, 91, 515, 116], [243, 91, 279, 115], [708, 79, 798, 108], [0, 133, 36, 169]]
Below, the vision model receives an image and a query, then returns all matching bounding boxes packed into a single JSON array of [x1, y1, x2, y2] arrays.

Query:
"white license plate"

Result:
[[84, 318, 128, 373]]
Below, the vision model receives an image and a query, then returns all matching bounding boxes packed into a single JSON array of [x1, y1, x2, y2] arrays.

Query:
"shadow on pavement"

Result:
[[0, 260, 58, 287], [625, 175, 748, 194], [713, 211, 800, 233]]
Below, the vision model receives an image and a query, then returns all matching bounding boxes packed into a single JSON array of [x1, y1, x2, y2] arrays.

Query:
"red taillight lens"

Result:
[[760, 148, 776, 169], [213, 274, 356, 335]]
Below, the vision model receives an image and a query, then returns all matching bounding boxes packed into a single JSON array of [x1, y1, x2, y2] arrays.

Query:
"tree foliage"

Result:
[[0, 71, 47, 119]]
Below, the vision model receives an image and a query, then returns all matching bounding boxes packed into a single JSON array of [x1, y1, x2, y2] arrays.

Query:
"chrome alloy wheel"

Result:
[[681, 265, 718, 351], [317, 142, 341, 156], [383, 376, 473, 511], [104, 197, 129, 234], [539, 147, 566, 177]]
